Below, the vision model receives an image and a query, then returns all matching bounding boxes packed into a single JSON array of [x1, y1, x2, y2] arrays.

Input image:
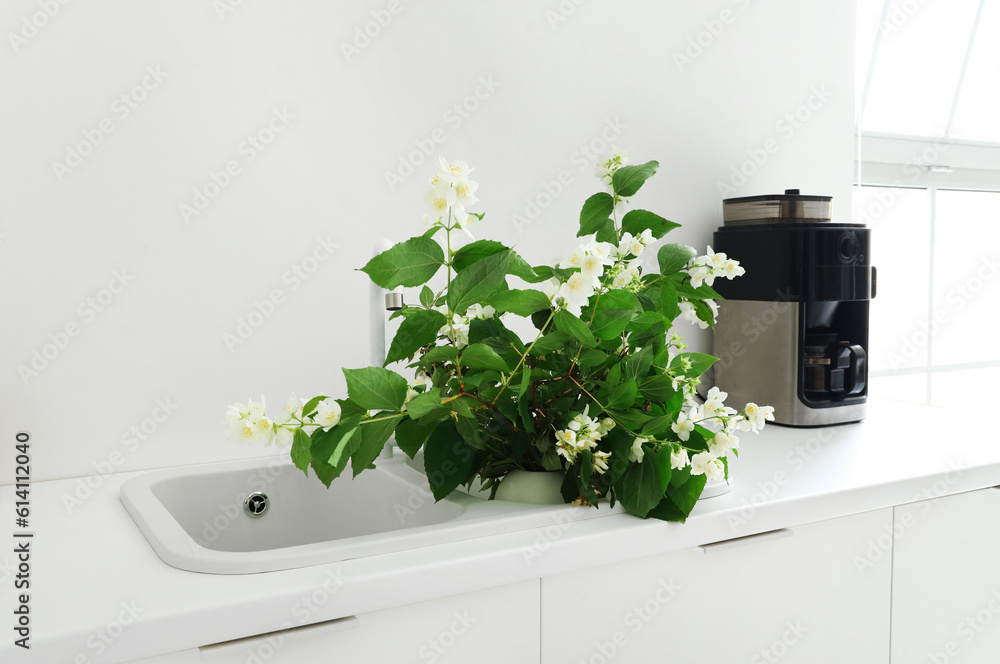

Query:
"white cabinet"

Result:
[[541, 509, 893, 663], [124, 579, 539, 664], [891, 487, 1000, 664]]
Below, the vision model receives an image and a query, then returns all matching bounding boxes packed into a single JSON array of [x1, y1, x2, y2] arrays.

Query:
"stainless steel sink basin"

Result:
[[120, 453, 622, 574]]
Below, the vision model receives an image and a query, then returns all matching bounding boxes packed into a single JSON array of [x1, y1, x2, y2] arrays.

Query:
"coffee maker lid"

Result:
[[723, 189, 832, 225]]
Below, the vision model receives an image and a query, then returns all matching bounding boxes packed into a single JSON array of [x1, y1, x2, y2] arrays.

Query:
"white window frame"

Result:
[[855, 134, 1000, 403]]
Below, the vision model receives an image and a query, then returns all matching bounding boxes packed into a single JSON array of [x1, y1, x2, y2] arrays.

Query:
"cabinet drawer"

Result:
[[542, 509, 893, 663], [124, 580, 539, 664], [891, 487, 1000, 664]]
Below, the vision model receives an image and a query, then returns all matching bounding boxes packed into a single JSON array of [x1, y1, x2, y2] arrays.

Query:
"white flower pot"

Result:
[[701, 475, 733, 499], [494, 470, 566, 505]]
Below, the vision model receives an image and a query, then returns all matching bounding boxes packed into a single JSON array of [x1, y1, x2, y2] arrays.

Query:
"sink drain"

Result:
[[243, 492, 269, 517]]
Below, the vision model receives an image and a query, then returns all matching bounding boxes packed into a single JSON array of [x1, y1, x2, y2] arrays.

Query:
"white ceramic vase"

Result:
[[494, 470, 565, 505]]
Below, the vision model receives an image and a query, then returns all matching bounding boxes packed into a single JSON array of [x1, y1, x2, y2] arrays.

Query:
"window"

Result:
[[855, 0, 1000, 407]]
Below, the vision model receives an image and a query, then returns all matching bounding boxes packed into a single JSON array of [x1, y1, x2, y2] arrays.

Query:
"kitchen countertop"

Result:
[[3, 398, 998, 664]]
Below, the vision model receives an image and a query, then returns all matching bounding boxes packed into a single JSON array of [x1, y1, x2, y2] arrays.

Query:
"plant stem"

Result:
[[491, 310, 554, 404]]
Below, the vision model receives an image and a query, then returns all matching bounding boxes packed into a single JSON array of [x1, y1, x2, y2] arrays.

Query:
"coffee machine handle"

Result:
[[845, 344, 867, 396]]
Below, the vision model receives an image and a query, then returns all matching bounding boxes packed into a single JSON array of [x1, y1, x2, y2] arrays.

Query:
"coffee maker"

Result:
[[710, 190, 875, 426]]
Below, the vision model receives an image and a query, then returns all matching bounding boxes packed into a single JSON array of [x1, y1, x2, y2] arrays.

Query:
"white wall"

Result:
[[0, 0, 855, 484]]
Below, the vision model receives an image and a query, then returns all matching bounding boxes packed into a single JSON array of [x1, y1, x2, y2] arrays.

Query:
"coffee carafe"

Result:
[[710, 190, 875, 426]]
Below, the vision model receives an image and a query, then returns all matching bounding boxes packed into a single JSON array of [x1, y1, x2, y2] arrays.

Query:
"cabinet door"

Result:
[[891, 487, 1000, 664], [124, 579, 539, 664], [542, 509, 892, 663]]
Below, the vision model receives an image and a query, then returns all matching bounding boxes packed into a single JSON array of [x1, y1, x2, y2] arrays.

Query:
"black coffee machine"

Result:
[[711, 190, 875, 426]]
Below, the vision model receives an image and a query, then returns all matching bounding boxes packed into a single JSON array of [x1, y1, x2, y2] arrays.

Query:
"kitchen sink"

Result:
[[120, 453, 622, 574]]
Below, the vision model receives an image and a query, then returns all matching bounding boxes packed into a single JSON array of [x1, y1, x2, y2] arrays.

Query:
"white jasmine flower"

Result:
[[440, 313, 470, 349], [705, 246, 728, 270], [628, 235, 646, 257], [679, 301, 708, 329], [558, 272, 595, 315], [690, 452, 725, 481], [637, 228, 654, 247], [438, 156, 473, 182], [671, 410, 696, 441], [225, 402, 249, 426], [539, 278, 561, 303], [314, 399, 342, 431], [424, 182, 456, 219], [702, 386, 727, 416], [246, 397, 267, 422], [706, 299, 719, 325], [687, 265, 714, 289], [234, 419, 256, 442], [670, 447, 690, 470], [592, 450, 612, 474], [722, 258, 745, 279], [467, 303, 495, 320], [453, 178, 479, 207], [585, 241, 616, 265], [616, 232, 636, 258], [560, 246, 587, 270], [253, 416, 276, 446], [275, 426, 294, 448], [708, 431, 739, 456], [595, 146, 628, 184], [580, 253, 605, 285], [743, 403, 775, 432], [597, 418, 616, 435], [278, 393, 304, 424], [629, 437, 647, 463]]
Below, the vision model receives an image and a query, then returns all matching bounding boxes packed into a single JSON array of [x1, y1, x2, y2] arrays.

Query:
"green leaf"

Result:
[[554, 310, 597, 348], [609, 410, 652, 430], [657, 243, 696, 275], [301, 395, 330, 420], [419, 285, 435, 308], [622, 209, 679, 240], [424, 420, 477, 501], [594, 220, 617, 244], [653, 447, 673, 492], [360, 236, 444, 289], [624, 346, 653, 380], [351, 414, 397, 476], [591, 290, 639, 340], [516, 367, 531, 398], [290, 429, 311, 476], [529, 331, 569, 355], [670, 272, 722, 300], [627, 311, 666, 331], [384, 309, 447, 366], [491, 289, 551, 317], [668, 472, 707, 514], [461, 343, 511, 372], [638, 375, 675, 403], [394, 416, 440, 458], [659, 279, 680, 322], [418, 346, 459, 364], [579, 193, 616, 237], [670, 352, 718, 378], [612, 161, 659, 198], [608, 379, 638, 409], [615, 454, 664, 517], [343, 367, 408, 411], [403, 387, 444, 419], [452, 240, 509, 272], [691, 299, 717, 329], [447, 250, 512, 313]]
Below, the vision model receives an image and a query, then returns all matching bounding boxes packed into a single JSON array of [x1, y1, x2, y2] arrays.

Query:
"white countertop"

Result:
[[4, 398, 999, 664]]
